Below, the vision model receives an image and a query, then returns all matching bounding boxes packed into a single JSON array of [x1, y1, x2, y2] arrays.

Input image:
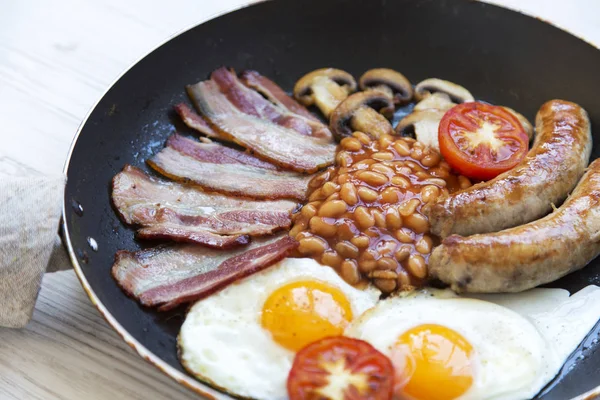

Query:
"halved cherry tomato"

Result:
[[287, 336, 394, 400], [438, 102, 529, 180]]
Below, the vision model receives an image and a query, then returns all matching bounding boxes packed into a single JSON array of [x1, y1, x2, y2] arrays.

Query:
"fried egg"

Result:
[[178, 257, 380, 400], [346, 286, 600, 400]]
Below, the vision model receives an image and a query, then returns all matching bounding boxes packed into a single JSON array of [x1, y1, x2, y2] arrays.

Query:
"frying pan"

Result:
[[62, 0, 600, 398]]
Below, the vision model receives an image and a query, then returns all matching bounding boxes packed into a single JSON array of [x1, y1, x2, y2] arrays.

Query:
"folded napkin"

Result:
[[0, 173, 66, 328]]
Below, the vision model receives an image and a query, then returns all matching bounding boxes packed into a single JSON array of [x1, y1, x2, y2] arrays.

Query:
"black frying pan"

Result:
[[62, 0, 600, 398]]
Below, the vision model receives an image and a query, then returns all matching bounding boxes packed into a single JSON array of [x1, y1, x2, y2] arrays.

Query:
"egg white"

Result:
[[178, 257, 380, 400], [346, 294, 547, 400], [346, 286, 600, 400], [472, 285, 600, 399]]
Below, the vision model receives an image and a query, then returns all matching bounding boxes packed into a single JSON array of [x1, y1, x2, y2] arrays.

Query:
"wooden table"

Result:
[[0, 1, 598, 398]]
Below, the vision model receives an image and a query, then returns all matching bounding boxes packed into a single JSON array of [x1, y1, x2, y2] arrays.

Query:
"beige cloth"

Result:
[[46, 236, 73, 273], [0, 175, 65, 328]]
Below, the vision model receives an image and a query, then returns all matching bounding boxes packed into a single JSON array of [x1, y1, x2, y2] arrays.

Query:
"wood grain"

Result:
[[0, 0, 599, 399], [0, 0, 256, 175], [0, 1, 254, 398], [0, 271, 197, 400]]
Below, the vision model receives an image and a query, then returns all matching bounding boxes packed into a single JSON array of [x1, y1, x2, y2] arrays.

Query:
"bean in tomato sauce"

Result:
[[290, 132, 471, 293]]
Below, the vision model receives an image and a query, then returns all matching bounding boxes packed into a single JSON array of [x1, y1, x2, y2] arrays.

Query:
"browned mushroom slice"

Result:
[[395, 93, 455, 151], [413, 92, 456, 112], [414, 78, 474, 103], [330, 91, 395, 141], [293, 68, 357, 119], [359, 68, 413, 105], [395, 110, 445, 151]]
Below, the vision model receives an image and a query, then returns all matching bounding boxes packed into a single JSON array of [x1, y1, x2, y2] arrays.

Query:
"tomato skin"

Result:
[[438, 102, 529, 180], [287, 336, 394, 400]]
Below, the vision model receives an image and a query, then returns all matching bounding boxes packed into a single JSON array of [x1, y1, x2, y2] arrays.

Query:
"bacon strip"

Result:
[[187, 70, 336, 173], [137, 224, 248, 248], [112, 165, 296, 248], [174, 103, 222, 139], [148, 135, 312, 200], [166, 133, 278, 170], [240, 70, 321, 122], [112, 235, 297, 310], [211, 67, 331, 139]]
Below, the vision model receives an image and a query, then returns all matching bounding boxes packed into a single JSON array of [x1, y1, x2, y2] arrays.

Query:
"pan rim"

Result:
[[479, 0, 598, 50], [60, 0, 600, 398], [61, 1, 265, 398]]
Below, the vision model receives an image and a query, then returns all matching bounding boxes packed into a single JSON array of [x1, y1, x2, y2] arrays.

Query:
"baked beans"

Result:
[[290, 132, 471, 292]]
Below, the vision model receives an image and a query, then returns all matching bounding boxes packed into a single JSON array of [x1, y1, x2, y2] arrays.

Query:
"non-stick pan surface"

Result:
[[63, 0, 600, 398]]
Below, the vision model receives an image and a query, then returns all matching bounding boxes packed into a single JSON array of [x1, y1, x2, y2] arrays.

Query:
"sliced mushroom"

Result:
[[502, 106, 534, 141], [414, 78, 474, 103], [359, 68, 413, 105], [413, 92, 455, 112], [293, 68, 357, 119], [330, 91, 395, 141], [395, 93, 456, 151], [395, 110, 445, 151]]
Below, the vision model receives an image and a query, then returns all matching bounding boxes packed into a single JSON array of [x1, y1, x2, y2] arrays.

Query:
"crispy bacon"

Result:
[[112, 165, 296, 248], [240, 70, 321, 122], [211, 67, 331, 139], [147, 135, 312, 200], [137, 224, 248, 248], [187, 70, 336, 173], [112, 235, 297, 310], [166, 133, 278, 170], [174, 103, 222, 139]]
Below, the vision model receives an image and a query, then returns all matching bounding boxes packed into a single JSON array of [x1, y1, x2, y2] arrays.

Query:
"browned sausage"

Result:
[[429, 158, 600, 293], [426, 100, 592, 238]]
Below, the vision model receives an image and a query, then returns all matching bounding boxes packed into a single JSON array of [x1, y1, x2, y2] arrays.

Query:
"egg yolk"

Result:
[[391, 324, 474, 400], [261, 280, 353, 351]]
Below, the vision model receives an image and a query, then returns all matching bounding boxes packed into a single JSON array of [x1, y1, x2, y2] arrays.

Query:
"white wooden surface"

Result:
[[0, 0, 599, 399]]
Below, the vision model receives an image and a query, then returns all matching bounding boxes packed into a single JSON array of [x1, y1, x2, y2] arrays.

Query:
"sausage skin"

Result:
[[429, 158, 600, 293], [426, 100, 592, 238]]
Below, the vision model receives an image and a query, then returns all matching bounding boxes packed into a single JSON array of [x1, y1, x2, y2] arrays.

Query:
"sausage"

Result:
[[429, 158, 600, 293], [426, 100, 592, 238]]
